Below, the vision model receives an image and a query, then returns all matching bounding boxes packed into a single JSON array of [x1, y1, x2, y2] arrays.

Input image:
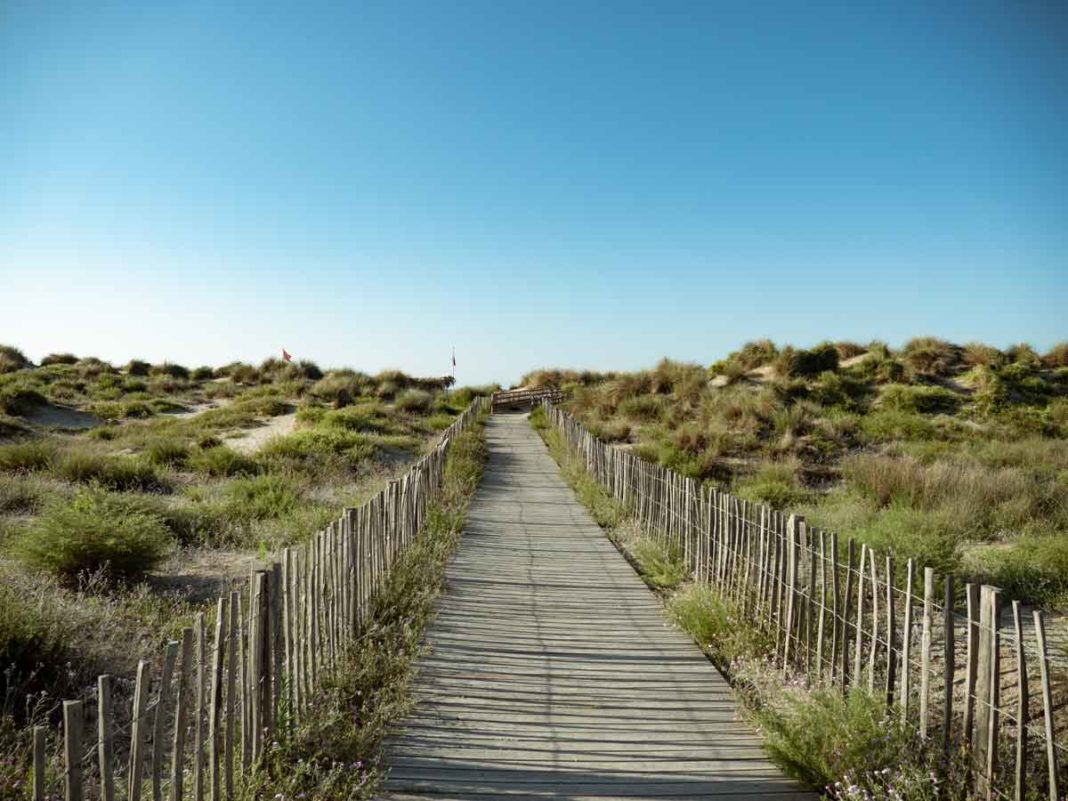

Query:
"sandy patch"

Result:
[[166, 398, 233, 419], [223, 412, 298, 454], [24, 402, 100, 431]]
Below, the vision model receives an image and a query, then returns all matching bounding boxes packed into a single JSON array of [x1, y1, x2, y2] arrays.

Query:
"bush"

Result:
[[734, 461, 811, 509], [188, 446, 258, 477], [774, 344, 839, 378], [55, 452, 170, 492], [878, 384, 961, 415], [0, 474, 46, 513], [191, 366, 215, 380], [961, 342, 1005, 368], [0, 582, 70, 696], [0, 345, 30, 374], [974, 534, 1068, 606], [125, 359, 151, 376], [16, 490, 172, 579], [1042, 342, 1068, 368], [901, 337, 960, 376], [395, 389, 433, 414], [668, 584, 771, 666], [215, 361, 261, 384], [0, 440, 57, 472], [149, 362, 190, 379], [144, 439, 190, 467], [618, 395, 665, 421], [40, 353, 79, 366], [221, 475, 300, 521], [757, 688, 936, 795]]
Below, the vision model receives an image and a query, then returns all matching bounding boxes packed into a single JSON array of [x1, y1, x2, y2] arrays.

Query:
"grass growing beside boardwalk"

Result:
[[530, 407, 970, 801], [248, 414, 487, 801]]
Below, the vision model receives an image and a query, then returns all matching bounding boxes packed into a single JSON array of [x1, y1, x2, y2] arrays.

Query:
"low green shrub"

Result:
[[667, 584, 772, 666], [0, 474, 47, 513], [878, 384, 961, 415], [40, 353, 79, 366], [149, 362, 190, 379], [0, 345, 30, 374], [974, 535, 1068, 606], [144, 439, 191, 467], [188, 446, 259, 477], [55, 452, 170, 492], [191, 366, 215, 380], [734, 461, 811, 509], [125, 359, 152, 376], [16, 490, 172, 579], [774, 343, 839, 378], [757, 688, 952, 798], [618, 395, 665, 421], [220, 475, 301, 521], [901, 337, 961, 376]]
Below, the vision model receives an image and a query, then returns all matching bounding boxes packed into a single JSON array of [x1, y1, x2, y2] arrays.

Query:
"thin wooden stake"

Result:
[[941, 576, 955, 762], [1012, 601, 1027, 801], [901, 559, 915, 721], [172, 628, 193, 801], [151, 641, 179, 801], [1033, 610, 1059, 801], [209, 598, 226, 801], [128, 660, 150, 801], [919, 567, 934, 739], [225, 592, 238, 801], [98, 676, 115, 801]]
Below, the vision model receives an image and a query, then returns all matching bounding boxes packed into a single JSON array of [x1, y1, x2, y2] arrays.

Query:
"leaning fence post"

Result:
[[1033, 610, 1060, 801], [129, 659, 150, 801]]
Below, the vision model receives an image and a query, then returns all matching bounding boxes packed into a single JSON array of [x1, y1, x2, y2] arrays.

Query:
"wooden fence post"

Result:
[[941, 575, 955, 762], [172, 628, 193, 801], [884, 556, 896, 709], [1011, 601, 1027, 801], [225, 592, 238, 800], [98, 675, 115, 801], [919, 567, 934, 739], [152, 641, 178, 801], [63, 700, 82, 801], [33, 726, 46, 801], [210, 598, 226, 801], [901, 559, 915, 721], [129, 659, 150, 801], [1033, 610, 1059, 801], [963, 584, 980, 753]]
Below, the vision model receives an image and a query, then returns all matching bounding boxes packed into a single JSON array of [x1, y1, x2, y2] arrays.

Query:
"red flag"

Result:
[[282, 348, 292, 362]]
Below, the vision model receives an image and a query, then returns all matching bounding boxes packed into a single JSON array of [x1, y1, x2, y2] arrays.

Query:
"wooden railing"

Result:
[[32, 396, 488, 801], [543, 401, 1064, 801], [491, 387, 564, 412]]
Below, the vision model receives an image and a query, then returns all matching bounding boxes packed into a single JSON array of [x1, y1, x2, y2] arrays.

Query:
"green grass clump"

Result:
[[774, 343, 839, 378], [55, 452, 170, 492], [188, 445, 259, 477], [0, 439, 57, 472], [0, 345, 30, 374], [220, 475, 301, 521], [974, 535, 1068, 607], [395, 389, 433, 414], [629, 538, 687, 590], [878, 384, 962, 414], [0, 474, 48, 514], [144, 439, 191, 467], [734, 460, 811, 510], [667, 584, 772, 666], [16, 490, 172, 579], [0, 582, 70, 699], [901, 336, 961, 376], [260, 429, 376, 465]]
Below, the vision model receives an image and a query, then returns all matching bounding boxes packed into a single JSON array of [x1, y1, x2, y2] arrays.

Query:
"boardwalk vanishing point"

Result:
[[379, 412, 815, 800]]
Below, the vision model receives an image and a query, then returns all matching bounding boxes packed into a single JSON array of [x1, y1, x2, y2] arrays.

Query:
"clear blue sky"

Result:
[[2, 1, 1065, 386]]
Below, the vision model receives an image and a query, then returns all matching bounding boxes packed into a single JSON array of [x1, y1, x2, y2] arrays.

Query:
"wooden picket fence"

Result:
[[544, 402, 1066, 801], [34, 396, 487, 801]]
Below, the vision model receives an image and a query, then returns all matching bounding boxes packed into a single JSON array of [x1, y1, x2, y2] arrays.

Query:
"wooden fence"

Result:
[[34, 396, 488, 801], [490, 387, 564, 412], [544, 402, 1065, 801]]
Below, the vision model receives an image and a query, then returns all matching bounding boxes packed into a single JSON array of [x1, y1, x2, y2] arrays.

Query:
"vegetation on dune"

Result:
[[0, 343, 493, 789], [533, 408, 971, 800], [532, 338, 1068, 605]]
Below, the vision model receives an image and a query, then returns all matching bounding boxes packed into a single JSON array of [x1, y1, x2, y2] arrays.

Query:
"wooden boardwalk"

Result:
[[379, 413, 815, 800]]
